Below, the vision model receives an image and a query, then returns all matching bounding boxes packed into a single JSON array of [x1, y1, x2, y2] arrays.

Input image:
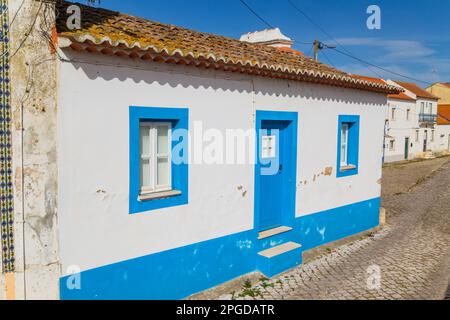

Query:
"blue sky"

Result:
[[84, 0, 450, 87]]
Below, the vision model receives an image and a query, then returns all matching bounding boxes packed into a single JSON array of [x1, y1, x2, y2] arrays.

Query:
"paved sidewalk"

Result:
[[218, 157, 450, 300]]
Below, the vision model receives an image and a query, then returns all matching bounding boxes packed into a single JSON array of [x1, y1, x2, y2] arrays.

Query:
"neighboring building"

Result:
[[384, 89, 418, 163], [386, 80, 440, 159], [426, 83, 450, 154], [426, 82, 450, 104], [354, 76, 419, 163], [2, 1, 400, 300], [436, 104, 450, 155], [354, 77, 447, 163]]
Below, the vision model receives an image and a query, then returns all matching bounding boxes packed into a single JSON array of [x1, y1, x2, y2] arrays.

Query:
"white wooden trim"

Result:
[[139, 122, 172, 194], [138, 190, 182, 202], [340, 124, 349, 166]]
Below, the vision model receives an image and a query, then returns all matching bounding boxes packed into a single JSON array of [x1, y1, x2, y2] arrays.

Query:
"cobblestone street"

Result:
[[220, 157, 450, 300]]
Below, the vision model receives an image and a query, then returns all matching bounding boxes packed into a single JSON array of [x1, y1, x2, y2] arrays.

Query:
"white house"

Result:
[[354, 76, 442, 163], [386, 80, 440, 160], [2, 1, 400, 299], [426, 84, 450, 154], [384, 90, 418, 162]]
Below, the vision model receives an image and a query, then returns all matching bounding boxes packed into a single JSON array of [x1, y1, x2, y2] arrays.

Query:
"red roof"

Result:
[[276, 47, 304, 56], [438, 104, 450, 125], [353, 75, 414, 101], [393, 81, 439, 100], [353, 75, 386, 85], [388, 92, 416, 101], [55, 1, 401, 95]]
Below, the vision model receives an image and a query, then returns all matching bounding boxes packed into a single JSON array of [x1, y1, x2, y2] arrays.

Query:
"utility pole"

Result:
[[313, 40, 335, 62], [313, 40, 319, 62]]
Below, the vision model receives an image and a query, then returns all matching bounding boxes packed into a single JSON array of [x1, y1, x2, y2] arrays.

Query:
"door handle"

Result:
[[279, 164, 283, 173]]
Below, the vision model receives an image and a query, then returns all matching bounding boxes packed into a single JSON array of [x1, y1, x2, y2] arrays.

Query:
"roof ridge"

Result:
[[56, 1, 401, 95]]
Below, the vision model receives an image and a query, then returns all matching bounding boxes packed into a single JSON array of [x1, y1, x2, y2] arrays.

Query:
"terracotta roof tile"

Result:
[[276, 47, 304, 56], [353, 75, 386, 85], [56, 1, 400, 94], [354, 75, 414, 101], [388, 92, 416, 101], [393, 81, 439, 100], [438, 104, 450, 125], [436, 83, 450, 89]]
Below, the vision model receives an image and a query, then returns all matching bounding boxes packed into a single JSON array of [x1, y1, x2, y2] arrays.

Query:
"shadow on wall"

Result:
[[61, 50, 387, 108]]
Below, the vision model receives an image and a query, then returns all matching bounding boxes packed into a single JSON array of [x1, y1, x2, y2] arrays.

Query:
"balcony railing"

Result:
[[419, 114, 437, 123]]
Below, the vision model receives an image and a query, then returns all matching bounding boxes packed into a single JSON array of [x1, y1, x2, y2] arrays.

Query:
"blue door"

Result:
[[258, 120, 290, 230]]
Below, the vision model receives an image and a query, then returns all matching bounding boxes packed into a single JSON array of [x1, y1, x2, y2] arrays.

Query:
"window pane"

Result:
[[157, 126, 169, 154], [157, 157, 169, 186], [140, 126, 150, 156], [342, 125, 348, 140], [141, 158, 151, 188], [341, 144, 346, 164], [341, 124, 348, 165]]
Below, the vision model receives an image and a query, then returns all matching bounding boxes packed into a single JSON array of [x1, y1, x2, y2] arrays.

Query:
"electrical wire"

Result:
[[1, 1, 44, 59], [238, 0, 274, 29], [237, 0, 380, 76], [286, 0, 384, 78], [329, 47, 432, 85], [320, 50, 336, 68], [306, 43, 314, 57], [9, 0, 26, 26], [286, 0, 438, 85]]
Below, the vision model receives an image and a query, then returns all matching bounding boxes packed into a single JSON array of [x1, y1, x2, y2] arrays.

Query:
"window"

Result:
[[391, 108, 396, 120], [389, 140, 395, 151], [431, 130, 435, 142], [406, 109, 410, 121], [340, 124, 349, 166], [421, 102, 425, 114], [337, 115, 360, 178], [140, 122, 172, 193], [416, 130, 419, 142], [129, 106, 189, 214]]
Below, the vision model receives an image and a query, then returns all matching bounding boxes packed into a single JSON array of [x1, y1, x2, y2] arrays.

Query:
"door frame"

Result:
[[404, 137, 410, 160], [254, 110, 298, 231], [423, 130, 428, 152]]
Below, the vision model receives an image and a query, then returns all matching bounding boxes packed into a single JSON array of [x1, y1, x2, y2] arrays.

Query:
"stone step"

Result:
[[257, 242, 302, 277], [258, 226, 293, 240], [258, 242, 301, 258]]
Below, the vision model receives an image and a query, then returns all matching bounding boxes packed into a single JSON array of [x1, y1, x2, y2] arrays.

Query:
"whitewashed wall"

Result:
[[385, 98, 419, 162], [416, 98, 439, 154], [436, 125, 450, 153], [57, 50, 387, 274]]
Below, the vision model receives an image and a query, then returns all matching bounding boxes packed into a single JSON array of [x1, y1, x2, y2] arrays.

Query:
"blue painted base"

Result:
[[257, 246, 302, 278], [60, 197, 380, 300]]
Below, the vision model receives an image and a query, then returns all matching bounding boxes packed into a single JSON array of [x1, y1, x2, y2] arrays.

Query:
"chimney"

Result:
[[240, 28, 293, 48]]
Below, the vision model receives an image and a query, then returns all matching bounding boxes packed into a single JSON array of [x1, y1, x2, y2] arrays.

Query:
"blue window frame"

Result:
[[337, 115, 360, 178], [129, 106, 189, 214]]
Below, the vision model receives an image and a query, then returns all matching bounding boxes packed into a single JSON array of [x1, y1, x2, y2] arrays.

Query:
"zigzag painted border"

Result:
[[0, 0, 15, 273]]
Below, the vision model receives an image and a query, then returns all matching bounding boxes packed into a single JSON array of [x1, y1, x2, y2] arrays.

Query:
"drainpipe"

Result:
[[20, 99, 27, 300], [382, 120, 388, 164]]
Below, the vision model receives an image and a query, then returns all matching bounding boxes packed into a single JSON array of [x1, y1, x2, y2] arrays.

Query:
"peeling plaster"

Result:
[[9, 0, 60, 299], [323, 167, 333, 176]]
